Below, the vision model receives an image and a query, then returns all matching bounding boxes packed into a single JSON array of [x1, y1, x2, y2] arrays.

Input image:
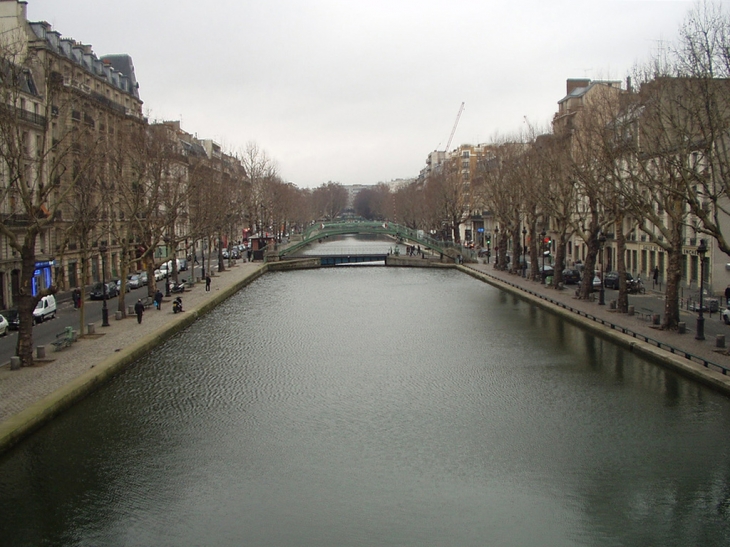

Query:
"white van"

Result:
[[33, 294, 57, 324]]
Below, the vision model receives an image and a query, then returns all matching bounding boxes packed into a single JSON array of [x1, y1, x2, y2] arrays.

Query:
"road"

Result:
[[0, 262, 210, 366]]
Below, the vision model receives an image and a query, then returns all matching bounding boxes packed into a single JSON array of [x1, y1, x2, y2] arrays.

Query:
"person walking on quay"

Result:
[[653, 266, 659, 288], [725, 284, 730, 307], [205, 275, 211, 292], [154, 289, 163, 310], [134, 299, 145, 324], [72, 287, 81, 309]]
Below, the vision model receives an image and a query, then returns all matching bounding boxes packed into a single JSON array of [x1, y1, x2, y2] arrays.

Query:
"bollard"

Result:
[[717, 334, 726, 348], [628, 305, 635, 316], [128, 305, 135, 315], [652, 314, 660, 325], [10, 356, 21, 370], [72, 330, 79, 342], [610, 300, 616, 310], [115, 310, 123, 321], [678, 322, 686, 334], [36, 346, 46, 359], [87, 323, 95, 335]]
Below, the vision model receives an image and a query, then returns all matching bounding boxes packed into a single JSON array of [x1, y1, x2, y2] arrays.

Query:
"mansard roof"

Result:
[[27, 21, 140, 101]]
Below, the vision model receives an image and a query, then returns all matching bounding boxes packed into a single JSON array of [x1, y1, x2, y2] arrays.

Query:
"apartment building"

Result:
[[0, 0, 144, 309]]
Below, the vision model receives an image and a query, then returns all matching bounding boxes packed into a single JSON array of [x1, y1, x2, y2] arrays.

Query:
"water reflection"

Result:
[[1, 266, 729, 546]]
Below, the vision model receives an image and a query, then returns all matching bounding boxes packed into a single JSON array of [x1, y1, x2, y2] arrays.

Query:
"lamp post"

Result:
[[540, 230, 546, 283], [598, 233, 606, 305], [164, 236, 171, 297], [486, 232, 491, 264], [522, 226, 527, 278], [99, 243, 110, 327], [495, 226, 500, 268], [696, 239, 707, 340]]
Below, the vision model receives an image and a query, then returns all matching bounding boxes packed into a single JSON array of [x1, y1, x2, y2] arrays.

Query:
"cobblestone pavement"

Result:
[[0, 263, 264, 424], [466, 262, 730, 376]]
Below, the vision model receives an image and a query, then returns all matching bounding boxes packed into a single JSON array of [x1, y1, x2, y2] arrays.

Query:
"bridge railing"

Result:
[[283, 221, 478, 261]]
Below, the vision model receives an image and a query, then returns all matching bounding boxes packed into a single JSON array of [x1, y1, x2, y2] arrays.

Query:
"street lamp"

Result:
[[696, 239, 708, 340], [495, 226, 500, 267], [598, 233, 607, 305], [540, 229, 546, 284], [99, 243, 110, 327], [164, 236, 171, 296], [522, 226, 527, 278]]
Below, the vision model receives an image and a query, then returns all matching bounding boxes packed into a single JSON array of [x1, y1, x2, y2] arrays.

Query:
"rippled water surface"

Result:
[[1, 263, 730, 546]]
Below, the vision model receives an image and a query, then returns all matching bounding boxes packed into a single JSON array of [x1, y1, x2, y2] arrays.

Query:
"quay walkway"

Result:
[[2, 258, 730, 455]]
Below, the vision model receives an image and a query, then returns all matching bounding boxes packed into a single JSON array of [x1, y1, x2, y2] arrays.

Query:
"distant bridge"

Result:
[[277, 220, 473, 260]]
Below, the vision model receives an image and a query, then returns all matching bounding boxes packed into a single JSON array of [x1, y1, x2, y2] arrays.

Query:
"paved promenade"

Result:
[[2, 258, 730, 454], [0, 262, 266, 452]]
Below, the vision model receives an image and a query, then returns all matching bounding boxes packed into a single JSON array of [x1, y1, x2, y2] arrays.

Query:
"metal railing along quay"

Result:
[[465, 265, 730, 377]]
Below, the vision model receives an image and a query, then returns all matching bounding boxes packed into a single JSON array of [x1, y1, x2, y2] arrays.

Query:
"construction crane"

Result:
[[444, 102, 465, 153]]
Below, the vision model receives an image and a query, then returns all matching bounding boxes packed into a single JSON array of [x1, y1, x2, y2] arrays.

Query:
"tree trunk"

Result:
[[15, 242, 38, 367], [616, 221, 629, 313], [663, 246, 683, 330]]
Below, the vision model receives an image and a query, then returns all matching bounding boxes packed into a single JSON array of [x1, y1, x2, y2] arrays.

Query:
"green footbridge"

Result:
[[277, 220, 474, 260]]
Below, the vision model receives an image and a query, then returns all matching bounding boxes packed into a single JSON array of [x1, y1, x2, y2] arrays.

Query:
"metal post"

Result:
[[100, 244, 110, 327], [696, 239, 707, 340], [598, 234, 606, 305], [522, 227, 527, 278], [540, 230, 546, 284]]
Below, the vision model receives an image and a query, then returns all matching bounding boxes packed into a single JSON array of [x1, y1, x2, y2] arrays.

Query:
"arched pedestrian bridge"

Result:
[[276, 220, 474, 263]]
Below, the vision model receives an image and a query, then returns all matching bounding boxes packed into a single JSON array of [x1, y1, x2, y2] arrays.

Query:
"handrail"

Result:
[[465, 265, 730, 376], [284, 221, 478, 261]]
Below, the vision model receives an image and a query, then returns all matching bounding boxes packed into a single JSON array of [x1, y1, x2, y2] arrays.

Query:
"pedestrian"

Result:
[[653, 265, 659, 287], [725, 285, 730, 306], [154, 289, 163, 310], [72, 287, 81, 309], [205, 275, 211, 292], [134, 298, 144, 324]]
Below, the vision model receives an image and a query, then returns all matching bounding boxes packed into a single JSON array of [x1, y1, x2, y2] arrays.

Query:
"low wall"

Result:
[[267, 258, 321, 271], [386, 256, 454, 268]]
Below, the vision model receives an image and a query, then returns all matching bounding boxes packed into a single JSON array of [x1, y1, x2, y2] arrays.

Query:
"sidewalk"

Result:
[[0, 262, 266, 451], [465, 262, 730, 392]]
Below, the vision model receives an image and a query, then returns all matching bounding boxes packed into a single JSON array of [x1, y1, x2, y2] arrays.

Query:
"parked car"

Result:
[[90, 281, 118, 300], [139, 271, 149, 285], [562, 269, 581, 284], [33, 295, 57, 323], [154, 269, 165, 281], [127, 274, 142, 289], [603, 271, 634, 290], [177, 258, 188, 271], [3, 309, 19, 330], [592, 276, 603, 291], [0, 312, 8, 336], [722, 308, 730, 325], [539, 265, 554, 281]]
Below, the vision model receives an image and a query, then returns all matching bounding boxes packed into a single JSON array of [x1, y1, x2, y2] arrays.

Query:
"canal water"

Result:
[[1, 262, 730, 546]]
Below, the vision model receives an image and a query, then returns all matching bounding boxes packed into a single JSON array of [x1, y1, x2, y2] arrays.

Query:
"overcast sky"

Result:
[[28, 0, 709, 188]]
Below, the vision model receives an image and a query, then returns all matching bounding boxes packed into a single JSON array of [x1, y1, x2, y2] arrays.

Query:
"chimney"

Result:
[[566, 78, 591, 95]]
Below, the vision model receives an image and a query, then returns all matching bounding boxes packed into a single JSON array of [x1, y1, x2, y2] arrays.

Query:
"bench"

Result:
[[141, 296, 155, 309], [51, 327, 75, 351], [638, 307, 656, 322]]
